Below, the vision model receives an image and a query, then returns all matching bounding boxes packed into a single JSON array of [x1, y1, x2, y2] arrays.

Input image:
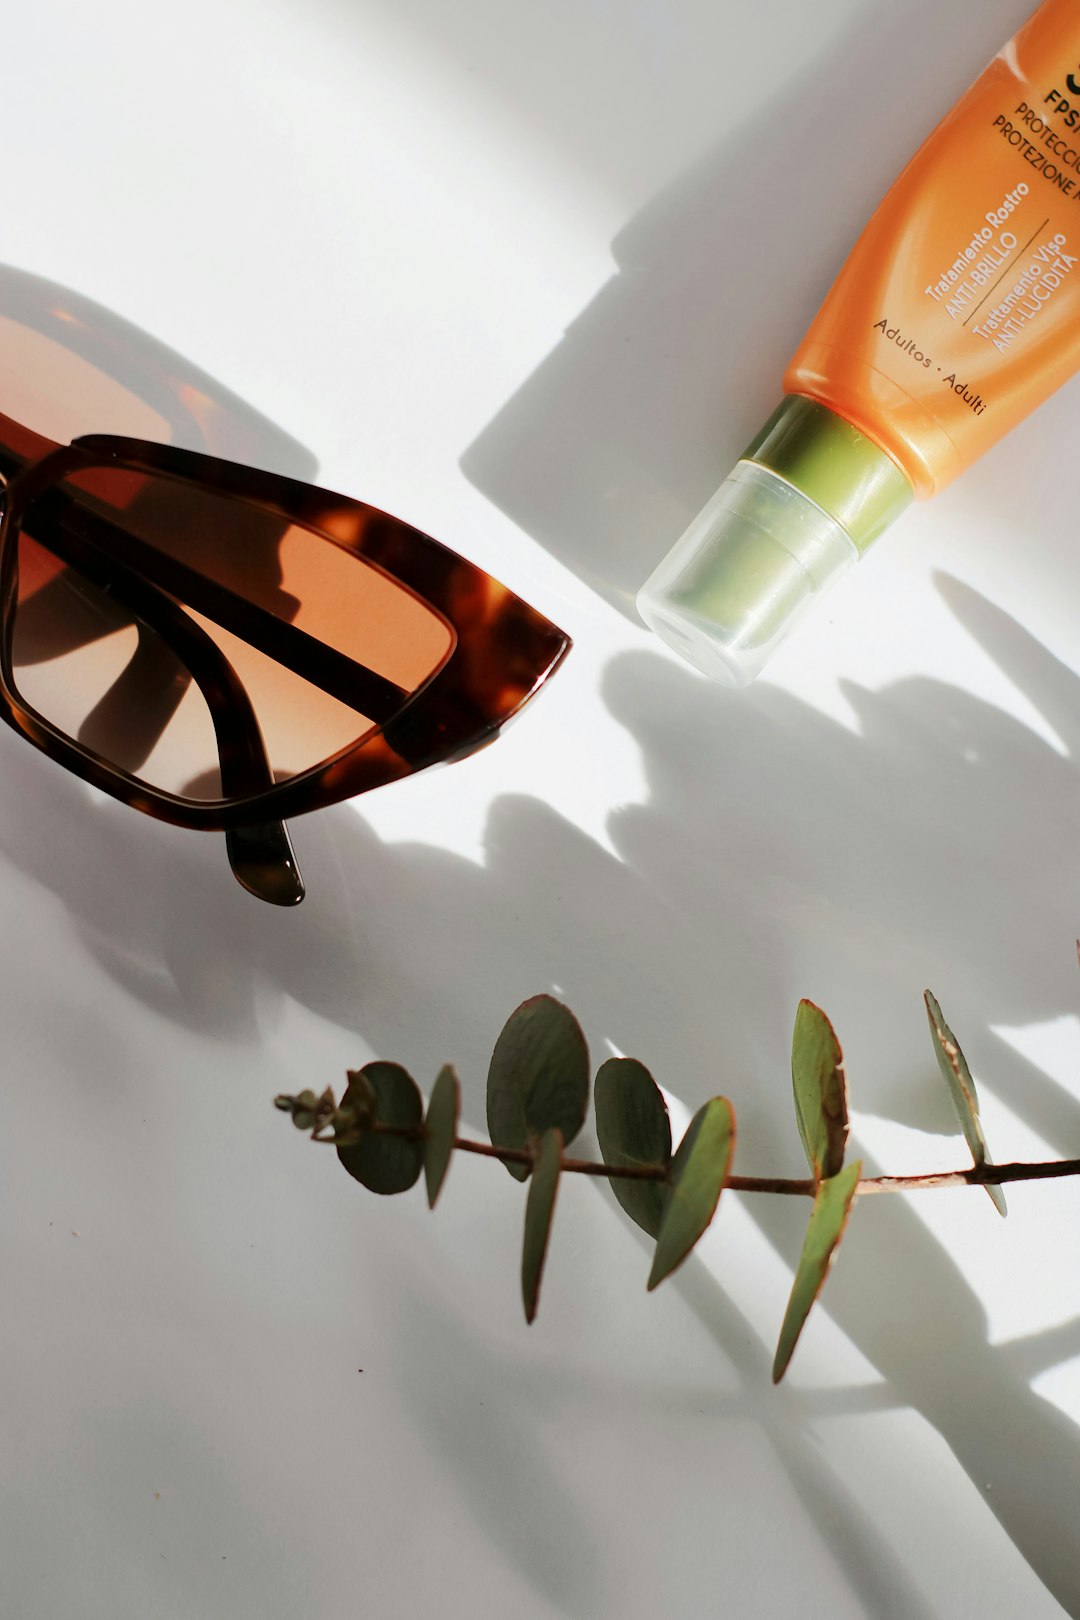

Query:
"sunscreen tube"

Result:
[[638, 0, 1080, 684]]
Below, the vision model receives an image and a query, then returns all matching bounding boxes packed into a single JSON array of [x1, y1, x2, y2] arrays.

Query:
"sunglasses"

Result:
[[0, 411, 570, 905]]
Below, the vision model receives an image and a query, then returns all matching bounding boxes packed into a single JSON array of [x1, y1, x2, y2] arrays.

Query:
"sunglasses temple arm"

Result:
[[57, 496, 407, 721], [115, 589, 306, 904], [142, 627, 306, 904], [23, 519, 305, 904], [102, 613, 305, 903], [108, 574, 307, 905], [224, 819, 305, 908]]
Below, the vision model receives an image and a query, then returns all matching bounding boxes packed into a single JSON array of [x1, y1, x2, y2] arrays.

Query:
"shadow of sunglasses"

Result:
[[0, 412, 571, 904]]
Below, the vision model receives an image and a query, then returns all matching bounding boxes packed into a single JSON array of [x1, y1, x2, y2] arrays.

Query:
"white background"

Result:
[[4, 0, 1080, 1614]]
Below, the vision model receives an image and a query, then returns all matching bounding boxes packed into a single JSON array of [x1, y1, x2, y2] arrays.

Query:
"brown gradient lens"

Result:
[[11, 463, 455, 801]]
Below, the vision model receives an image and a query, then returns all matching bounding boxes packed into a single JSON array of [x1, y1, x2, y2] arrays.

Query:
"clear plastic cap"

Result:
[[636, 397, 915, 686], [636, 461, 858, 686]]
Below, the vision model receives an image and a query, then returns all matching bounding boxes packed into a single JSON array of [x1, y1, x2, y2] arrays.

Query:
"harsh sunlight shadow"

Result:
[[445, 0, 1080, 1589], [0, 262, 316, 479], [6, 594, 1080, 1609], [460, 0, 1029, 618], [5, 261, 1080, 1609]]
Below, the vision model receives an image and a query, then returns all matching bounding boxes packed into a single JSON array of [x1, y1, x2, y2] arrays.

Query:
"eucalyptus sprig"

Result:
[[275, 986, 1075, 1382]]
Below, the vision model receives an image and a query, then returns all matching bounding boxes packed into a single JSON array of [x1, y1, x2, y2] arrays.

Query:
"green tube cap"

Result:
[[636, 397, 914, 685]]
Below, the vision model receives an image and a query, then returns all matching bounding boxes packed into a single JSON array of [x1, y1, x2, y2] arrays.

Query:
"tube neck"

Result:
[[743, 396, 913, 553]]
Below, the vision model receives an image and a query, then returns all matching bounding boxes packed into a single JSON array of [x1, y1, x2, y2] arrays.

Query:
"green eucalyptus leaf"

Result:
[[337, 1069, 377, 1139], [594, 1057, 672, 1238], [648, 1097, 735, 1290], [791, 999, 848, 1181], [522, 1128, 563, 1323], [773, 1160, 862, 1384], [924, 990, 1007, 1217], [423, 1064, 460, 1210], [337, 1062, 423, 1195], [486, 996, 589, 1182]]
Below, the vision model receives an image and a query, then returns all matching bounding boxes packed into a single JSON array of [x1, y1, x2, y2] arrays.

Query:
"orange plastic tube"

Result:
[[788, 0, 1080, 497], [638, 0, 1080, 685]]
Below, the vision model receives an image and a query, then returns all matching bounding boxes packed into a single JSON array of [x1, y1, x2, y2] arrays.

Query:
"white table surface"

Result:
[[5, 0, 1080, 1614]]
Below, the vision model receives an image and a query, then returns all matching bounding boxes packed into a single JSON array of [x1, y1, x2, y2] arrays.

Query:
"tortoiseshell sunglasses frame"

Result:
[[0, 412, 571, 904]]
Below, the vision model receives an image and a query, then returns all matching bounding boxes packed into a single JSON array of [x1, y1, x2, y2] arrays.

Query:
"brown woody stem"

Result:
[[346, 1123, 1080, 1195]]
